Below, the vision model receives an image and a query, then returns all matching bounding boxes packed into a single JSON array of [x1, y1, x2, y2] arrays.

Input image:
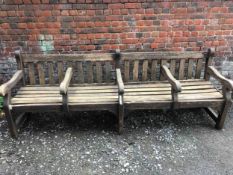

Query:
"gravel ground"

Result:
[[0, 108, 232, 175]]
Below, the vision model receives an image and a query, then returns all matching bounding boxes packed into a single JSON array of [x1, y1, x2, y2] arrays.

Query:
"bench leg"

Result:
[[118, 104, 124, 134], [215, 100, 232, 130], [4, 107, 18, 138], [3, 94, 18, 138]]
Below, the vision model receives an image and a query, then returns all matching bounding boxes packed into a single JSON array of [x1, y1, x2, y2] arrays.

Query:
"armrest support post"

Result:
[[116, 68, 124, 95], [60, 67, 73, 95], [161, 65, 182, 108], [116, 68, 124, 134], [60, 67, 73, 112], [161, 65, 182, 93], [0, 70, 23, 96]]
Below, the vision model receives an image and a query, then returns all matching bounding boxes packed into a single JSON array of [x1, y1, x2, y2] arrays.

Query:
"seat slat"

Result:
[[11, 98, 62, 104], [14, 88, 220, 98], [124, 92, 223, 102], [19, 81, 214, 91], [16, 85, 217, 95], [19, 83, 214, 92]]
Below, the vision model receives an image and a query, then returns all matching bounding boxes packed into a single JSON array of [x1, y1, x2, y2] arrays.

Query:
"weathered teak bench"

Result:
[[0, 51, 124, 138], [116, 48, 233, 131], [0, 49, 232, 138]]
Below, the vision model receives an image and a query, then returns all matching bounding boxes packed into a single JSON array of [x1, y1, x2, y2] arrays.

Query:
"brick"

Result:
[[23, 0, 31, 3], [40, 11, 52, 17], [108, 3, 124, 9], [31, 0, 41, 4], [151, 43, 158, 49], [0, 11, 7, 17], [61, 10, 69, 16], [41, 0, 49, 3], [0, 23, 10, 29], [125, 3, 141, 9], [18, 23, 27, 29]]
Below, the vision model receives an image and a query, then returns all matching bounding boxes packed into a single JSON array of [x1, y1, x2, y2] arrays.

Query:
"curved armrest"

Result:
[[207, 66, 233, 91], [0, 70, 23, 96], [116, 68, 124, 95], [161, 65, 182, 92], [60, 67, 73, 95]]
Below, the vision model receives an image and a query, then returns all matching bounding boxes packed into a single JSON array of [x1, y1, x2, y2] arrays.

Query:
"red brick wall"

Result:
[[0, 0, 233, 56]]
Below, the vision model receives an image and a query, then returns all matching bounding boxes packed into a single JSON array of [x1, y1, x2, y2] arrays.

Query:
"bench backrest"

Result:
[[15, 50, 213, 85], [119, 51, 213, 82], [17, 53, 117, 85]]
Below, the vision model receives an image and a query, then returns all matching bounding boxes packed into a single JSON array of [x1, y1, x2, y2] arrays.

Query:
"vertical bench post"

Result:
[[114, 50, 125, 134]]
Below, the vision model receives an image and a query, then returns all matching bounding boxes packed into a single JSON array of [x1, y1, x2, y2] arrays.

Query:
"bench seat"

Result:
[[68, 85, 119, 112], [11, 86, 62, 112], [11, 85, 119, 112], [124, 80, 224, 110]]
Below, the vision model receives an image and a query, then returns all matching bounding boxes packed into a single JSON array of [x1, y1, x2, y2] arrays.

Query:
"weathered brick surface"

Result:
[[0, 0, 233, 84]]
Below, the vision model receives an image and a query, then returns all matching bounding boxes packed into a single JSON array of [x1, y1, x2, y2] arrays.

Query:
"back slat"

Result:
[[87, 62, 93, 83], [96, 62, 102, 83], [21, 52, 205, 85], [133, 60, 139, 81], [37, 63, 45, 85], [187, 59, 193, 79], [77, 62, 84, 83], [57, 62, 63, 83], [195, 58, 203, 79], [142, 60, 148, 81], [178, 59, 185, 80], [48, 62, 54, 85], [28, 63, 35, 85], [124, 61, 130, 82], [105, 62, 111, 83], [151, 60, 157, 81], [160, 60, 167, 80], [170, 60, 176, 76]]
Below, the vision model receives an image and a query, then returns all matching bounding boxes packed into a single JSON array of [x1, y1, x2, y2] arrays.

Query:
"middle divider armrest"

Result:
[[60, 67, 73, 95], [116, 68, 124, 95], [161, 65, 182, 93]]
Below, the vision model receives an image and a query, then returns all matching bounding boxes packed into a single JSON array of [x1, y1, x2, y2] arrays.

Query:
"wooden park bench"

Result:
[[0, 49, 232, 138], [117, 48, 233, 131], [0, 51, 124, 138]]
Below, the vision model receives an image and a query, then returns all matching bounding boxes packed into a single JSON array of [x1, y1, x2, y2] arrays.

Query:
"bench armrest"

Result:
[[116, 68, 124, 95], [161, 65, 182, 92], [0, 70, 23, 96], [207, 66, 233, 91], [60, 67, 73, 95]]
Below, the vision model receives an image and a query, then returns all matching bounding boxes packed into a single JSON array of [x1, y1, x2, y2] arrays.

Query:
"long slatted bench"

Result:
[[0, 52, 123, 138], [117, 48, 233, 131], [0, 49, 232, 138]]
